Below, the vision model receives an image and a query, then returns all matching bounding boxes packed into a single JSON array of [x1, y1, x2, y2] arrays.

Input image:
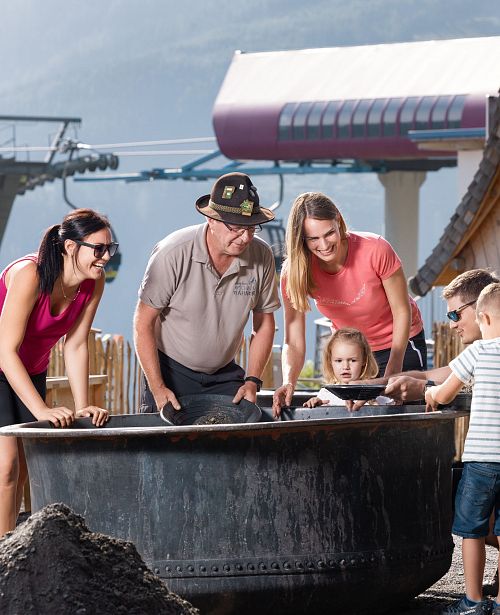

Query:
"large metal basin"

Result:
[[1, 400, 469, 615]]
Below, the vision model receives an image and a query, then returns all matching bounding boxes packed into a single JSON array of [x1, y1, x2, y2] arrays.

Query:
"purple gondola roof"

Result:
[[213, 37, 500, 162]]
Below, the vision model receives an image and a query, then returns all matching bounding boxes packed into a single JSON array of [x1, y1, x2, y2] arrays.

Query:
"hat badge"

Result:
[[240, 199, 254, 216]]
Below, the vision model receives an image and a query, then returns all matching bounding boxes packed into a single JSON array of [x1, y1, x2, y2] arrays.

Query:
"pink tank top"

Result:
[[0, 255, 96, 375]]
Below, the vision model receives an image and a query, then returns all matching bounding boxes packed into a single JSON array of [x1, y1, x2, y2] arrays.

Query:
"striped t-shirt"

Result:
[[450, 338, 500, 462]]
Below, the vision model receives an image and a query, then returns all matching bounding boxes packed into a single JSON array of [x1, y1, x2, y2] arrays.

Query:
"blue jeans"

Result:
[[453, 461, 500, 538]]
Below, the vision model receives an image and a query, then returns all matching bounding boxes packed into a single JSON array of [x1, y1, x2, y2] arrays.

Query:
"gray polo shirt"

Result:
[[138, 223, 280, 373]]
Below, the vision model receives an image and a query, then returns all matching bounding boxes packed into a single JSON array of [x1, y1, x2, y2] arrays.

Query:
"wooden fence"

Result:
[[432, 321, 464, 368], [432, 321, 468, 461], [48, 329, 142, 414], [48, 322, 465, 416]]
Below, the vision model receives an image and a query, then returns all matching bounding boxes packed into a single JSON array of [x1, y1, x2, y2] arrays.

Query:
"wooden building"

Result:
[[409, 93, 500, 295]]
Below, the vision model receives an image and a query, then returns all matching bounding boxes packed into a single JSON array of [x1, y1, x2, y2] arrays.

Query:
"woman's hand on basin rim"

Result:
[[303, 396, 325, 408], [34, 405, 75, 428], [272, 383, 295, 418], [76, 406, 110, 426]]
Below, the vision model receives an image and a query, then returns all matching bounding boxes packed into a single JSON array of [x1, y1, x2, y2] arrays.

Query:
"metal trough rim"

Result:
[[0, 408, 469, 439]]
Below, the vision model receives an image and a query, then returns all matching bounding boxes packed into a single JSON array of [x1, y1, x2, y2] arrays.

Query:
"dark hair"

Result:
[[37, 208, 111, 294], [442, 269, 499, 303]]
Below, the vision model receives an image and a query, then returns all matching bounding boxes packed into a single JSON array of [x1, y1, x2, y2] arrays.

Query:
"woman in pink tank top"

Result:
[[273, 192, 426, 416], [0, 208, 117, 535]]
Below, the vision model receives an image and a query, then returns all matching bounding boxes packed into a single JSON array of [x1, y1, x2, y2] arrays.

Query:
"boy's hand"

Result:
[[425, 386, 439, 412]]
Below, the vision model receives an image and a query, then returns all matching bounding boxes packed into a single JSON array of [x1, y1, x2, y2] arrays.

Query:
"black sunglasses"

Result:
[[446, 299, 476, 322], [74, 240, 119, 258]]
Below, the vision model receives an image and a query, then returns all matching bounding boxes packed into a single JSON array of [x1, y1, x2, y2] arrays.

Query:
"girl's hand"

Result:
[[303, 397, 325, 408], [76, 406, 110, 426], [34, 406, 75, 428]]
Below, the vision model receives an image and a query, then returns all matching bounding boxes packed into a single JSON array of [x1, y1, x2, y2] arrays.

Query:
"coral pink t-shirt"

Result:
[[0, 255, 96, 375], [282, 232, 423, 351]]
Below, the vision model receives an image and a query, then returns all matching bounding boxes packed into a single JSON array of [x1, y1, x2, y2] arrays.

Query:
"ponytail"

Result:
[[37, 208, 111, 294], [37, 225, 64, 294]]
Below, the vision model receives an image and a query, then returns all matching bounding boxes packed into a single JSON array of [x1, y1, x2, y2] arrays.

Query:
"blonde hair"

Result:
[[477, 282, 500, 315], [284, 192, 348, 312], [322, 328, 379, 383]]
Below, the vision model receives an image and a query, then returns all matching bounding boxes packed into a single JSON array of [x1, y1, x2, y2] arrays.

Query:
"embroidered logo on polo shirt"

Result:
[[234, 277, 257, 296]]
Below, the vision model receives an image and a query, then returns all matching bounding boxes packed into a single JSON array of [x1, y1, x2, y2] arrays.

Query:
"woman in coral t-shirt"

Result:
[[273, 192, 426, 415], [0, 208, 116, 535]]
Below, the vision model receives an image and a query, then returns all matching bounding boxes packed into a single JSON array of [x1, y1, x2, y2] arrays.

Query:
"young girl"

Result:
[[304, 328, 392, 408], [0, 208, 115, 536]]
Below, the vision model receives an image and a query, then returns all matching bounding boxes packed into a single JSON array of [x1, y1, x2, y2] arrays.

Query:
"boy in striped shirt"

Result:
[[426, 282, 500, 615]]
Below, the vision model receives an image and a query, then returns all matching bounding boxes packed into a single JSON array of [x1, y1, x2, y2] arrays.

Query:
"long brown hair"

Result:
[[284, 192, 347, 312], [322, 328, 378, 383]]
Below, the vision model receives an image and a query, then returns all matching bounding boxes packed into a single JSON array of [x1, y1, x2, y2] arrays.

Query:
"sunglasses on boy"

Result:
[[446, 299, 476, 322], [74, 240, 119, 259]]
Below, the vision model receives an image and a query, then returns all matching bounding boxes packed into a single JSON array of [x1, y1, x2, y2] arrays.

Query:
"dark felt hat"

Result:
[[196, 172, 275, 225]]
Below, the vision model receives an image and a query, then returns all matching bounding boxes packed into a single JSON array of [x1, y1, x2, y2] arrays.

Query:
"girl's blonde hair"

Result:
[[322, 328, 379, 383], [284, 192, 348, 312]]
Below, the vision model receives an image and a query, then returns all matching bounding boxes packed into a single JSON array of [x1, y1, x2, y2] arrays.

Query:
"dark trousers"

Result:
[[373, 329, 427, 377], [0, 371, 46, 427], [140, 351, 245, 413]]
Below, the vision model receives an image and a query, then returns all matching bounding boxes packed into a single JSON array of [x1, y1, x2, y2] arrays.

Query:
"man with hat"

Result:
[[134, 172, 280, 412]]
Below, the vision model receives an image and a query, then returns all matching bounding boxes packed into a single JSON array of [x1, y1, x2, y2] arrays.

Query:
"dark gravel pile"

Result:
[[0, 503, 199, 615]]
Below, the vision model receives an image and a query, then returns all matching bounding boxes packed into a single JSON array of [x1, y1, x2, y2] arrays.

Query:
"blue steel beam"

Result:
[[74, 149, 382, 183]]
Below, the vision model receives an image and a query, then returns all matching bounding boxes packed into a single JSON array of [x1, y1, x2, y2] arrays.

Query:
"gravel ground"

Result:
[[14, 514, 499, 614], [392, 537, 498, 614]]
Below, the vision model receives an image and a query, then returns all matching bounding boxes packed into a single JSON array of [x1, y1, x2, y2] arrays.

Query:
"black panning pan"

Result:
[[160, 394, 261, 426], [324, 384, 387, 400]]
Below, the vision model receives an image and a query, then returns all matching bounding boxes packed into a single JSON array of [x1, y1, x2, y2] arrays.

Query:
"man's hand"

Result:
[[384, 375, 426, 403], [233, 381, 257, 404], [272, 383, 295, 418], [154, 386, 181, 412]]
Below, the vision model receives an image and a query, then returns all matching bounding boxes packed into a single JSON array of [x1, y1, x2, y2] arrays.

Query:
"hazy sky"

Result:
[[1, 0, 498, 360]]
